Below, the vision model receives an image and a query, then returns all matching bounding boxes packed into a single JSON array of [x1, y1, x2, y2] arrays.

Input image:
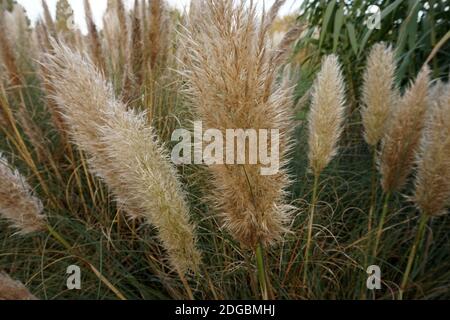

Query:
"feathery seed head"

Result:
[[0, 12, 22, 87], [380, 66, 431, 193], [307, 54, 347, 176], [0, 154, 46, 234], [361, 42, 398, 146], [180, 0, 296, 248], [413, 82, 450, 216], [99, 111, 201, 273], [43, 41, 200, 273], [0, 272, 37, 300]]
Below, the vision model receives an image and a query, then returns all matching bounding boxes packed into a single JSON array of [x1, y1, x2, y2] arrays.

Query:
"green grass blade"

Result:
[[319, 0, 337, 50], [333, 6, 345, 52], [346, 22, 358, 55]]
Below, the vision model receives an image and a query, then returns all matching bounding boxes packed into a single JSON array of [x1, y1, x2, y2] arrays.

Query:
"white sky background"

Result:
[[16, 0, 301, 34]]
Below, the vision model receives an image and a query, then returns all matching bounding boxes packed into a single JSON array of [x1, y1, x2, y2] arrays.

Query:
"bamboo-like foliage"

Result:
[[0, 272, 37, 300], [413, 82, 450, 216], [42, 42, 200, 273], [361, 43, 398, 146], [181, 0, 299, 248], [0, 154, 46, 234], [380, 66, 430, 193], [307, 54, 347, 176]]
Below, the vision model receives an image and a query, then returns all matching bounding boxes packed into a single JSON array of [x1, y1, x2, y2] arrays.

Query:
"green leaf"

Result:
[[397, 0, 421, 54], [407, 2, 419, 49], [319, 0, 336, 49], [346, 23, 358, 55], [333, 6, 345, 52], [296, 110, 308, 121]]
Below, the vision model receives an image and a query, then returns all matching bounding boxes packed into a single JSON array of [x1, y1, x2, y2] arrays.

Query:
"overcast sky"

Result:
[[16, 0, 301, 33]]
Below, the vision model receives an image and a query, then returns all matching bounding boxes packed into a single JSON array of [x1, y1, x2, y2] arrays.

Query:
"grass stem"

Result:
[[46, 224, 126, 300], [372, 192, 391, 259], [398, 214, 429, 300], [303, 173, 319, 290], [256, 242, 269, 300], [361, 146, 378, 299]]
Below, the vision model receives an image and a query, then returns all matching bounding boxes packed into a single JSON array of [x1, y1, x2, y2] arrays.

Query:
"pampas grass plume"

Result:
[[308, 54, 347, 176], [43, 41, 200, 273], [361, 42, 398, 146], [0, 272, 37, 300], [181, 0, 295, 248], [0, 154, 45, 234], [380, 66, 430, 193], [100, 111, 201, 273], [413, 82, 450, 216]]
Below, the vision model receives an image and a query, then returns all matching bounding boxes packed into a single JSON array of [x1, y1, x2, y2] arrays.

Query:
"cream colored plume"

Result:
[[99, 111, 201, 273], [0, 272, 37, 300], [308, 54, 347, 176], [380, 66, 430, 193], [42, 41, 200, 273], [180, 0, 298, 248], [413, 82, 450, 216], [361, 42, 398, 146], [0, 154, 45, 234]]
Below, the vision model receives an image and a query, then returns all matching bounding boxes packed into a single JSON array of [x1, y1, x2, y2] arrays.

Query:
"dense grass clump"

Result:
[[0, 0, 449, 300]]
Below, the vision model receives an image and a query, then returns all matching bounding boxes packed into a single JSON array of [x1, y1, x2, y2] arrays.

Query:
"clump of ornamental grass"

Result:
[[0, 153, 46, 234], [304, 54, 347, 288], [398, 81, 450, 299], [0, 12, 50, 164], [42, 41, 200, 276], [181, 0, 302, 299], [372, 66, 431, 258], [0, 272, 37, 300]]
